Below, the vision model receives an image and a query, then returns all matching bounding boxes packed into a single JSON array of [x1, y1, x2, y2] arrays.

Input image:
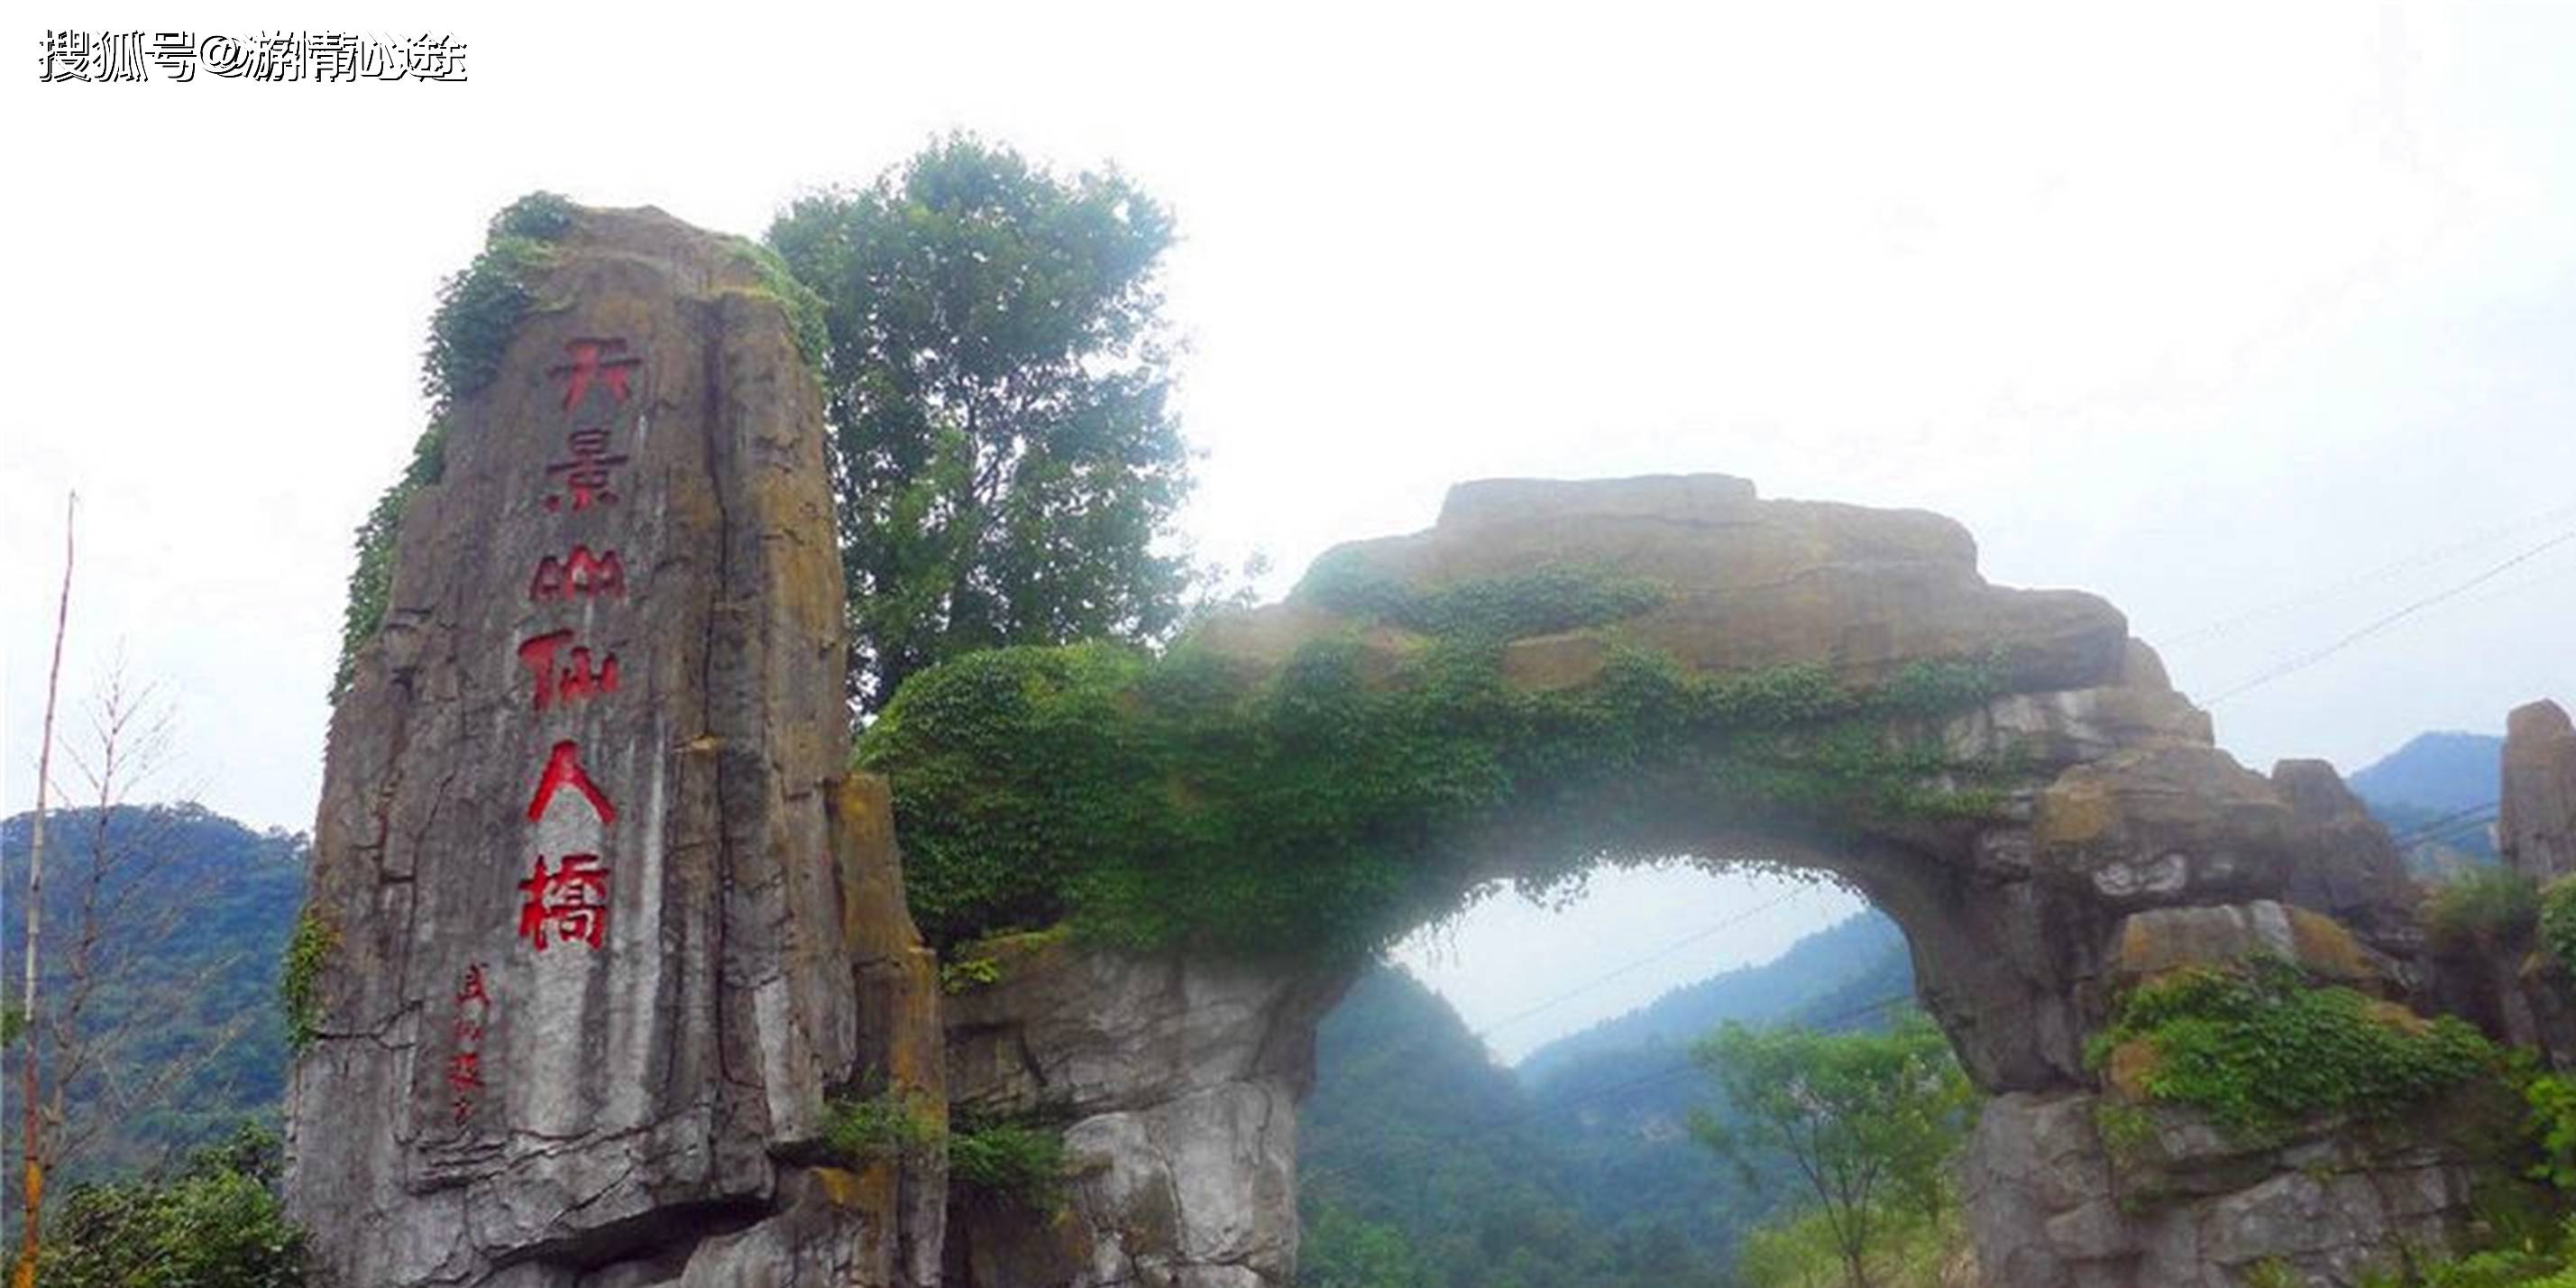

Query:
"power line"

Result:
[[2207, 524, 2576, 706], [2164, 501, 2576, 651], [2385, 802, 2500, 851], [1468, 883, 1816, 1043]]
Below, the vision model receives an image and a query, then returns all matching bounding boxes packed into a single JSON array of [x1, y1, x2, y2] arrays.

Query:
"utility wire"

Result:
[[2206, 524, 2576, 706], [2165, 501, 2576, 651], [1468, 883, 1816, 1042]]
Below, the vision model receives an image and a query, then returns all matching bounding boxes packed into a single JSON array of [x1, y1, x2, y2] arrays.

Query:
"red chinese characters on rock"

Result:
[[548, 337, 641, 412], [448, 963, 493, 1123], [544, 427, 629, 512], [525, 740, 616, 824], [518, 854, 610, 951], [510, 337, 642, 967], [517, 630, 619, 711], [528, 545, 626, 601]]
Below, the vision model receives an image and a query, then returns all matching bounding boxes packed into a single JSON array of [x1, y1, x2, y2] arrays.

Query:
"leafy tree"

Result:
[[1690, 1016, 1973, 1288], [767, 134, 1195, 712], [41, 1123, 304, 1288]]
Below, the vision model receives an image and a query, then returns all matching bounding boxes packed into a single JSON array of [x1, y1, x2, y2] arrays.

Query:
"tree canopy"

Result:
[[767, 134, 1195, 711], [1691, 1017, 1973, 1288]]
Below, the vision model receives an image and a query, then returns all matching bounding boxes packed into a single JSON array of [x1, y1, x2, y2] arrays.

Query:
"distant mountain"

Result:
[[2347, 731, 2505, 869], [1515, 909, 1906, 1087], [2349, 731, 2504, 814], [0, 804, 305, 1179], [1297, 910, 1918, 1287]]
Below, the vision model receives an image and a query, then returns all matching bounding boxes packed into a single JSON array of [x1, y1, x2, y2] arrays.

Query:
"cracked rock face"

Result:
[[288, 207, 942, 1288], [940, 935, 1338, 1287]]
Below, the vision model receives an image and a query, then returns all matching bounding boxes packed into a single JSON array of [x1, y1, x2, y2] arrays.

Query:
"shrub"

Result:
[[2092, 956, 2497, 1142], [2427, 867, 2540, 952], [948, 1115, 1069, 1211], [44, 1124, 306, 1288], [821, 1085, 942, 1165]]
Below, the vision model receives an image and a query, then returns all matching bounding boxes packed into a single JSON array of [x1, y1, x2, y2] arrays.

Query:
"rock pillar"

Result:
[[288, 207, 942, 1287]]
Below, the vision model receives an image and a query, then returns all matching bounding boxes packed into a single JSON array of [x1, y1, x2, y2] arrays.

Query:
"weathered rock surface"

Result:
[[2273, 759, 2422, 961], [289, 207, 943, 1286], [1966, 1092, 2470, 1288], [2503, 700, 2576, 883], [949, 474, 2477, 1288], [940, 934, 1340, 1287]]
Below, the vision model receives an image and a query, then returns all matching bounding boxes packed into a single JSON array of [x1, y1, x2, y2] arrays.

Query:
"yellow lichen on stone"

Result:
[[2107, 1040, 2160, 1099], [2036, 776, 2118, 847], [2286, 907, 2376, 984]]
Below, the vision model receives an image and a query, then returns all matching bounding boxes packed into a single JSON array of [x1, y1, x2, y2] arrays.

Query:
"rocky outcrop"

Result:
[[288, 207, 943, 1287], [951, 474, 2478, 1288], [939, 934, 1341, 1288], [2504, 700, 2576, 883], [1966, 1091, 2472, 1288]]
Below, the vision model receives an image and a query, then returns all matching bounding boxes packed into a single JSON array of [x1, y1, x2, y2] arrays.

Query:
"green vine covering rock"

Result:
[[1295, 556, 1667, 641], [2090, 956, 2496, 1142], [280, 906, 338, 1053], [724, 235, 830, 382], [860, 569, 2012, 958], [332, 193, 575, 700], [2538, 879, 2576, 980]]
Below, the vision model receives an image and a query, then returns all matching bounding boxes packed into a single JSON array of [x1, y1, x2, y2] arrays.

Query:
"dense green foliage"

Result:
[[1, 806, 304, 1181], [334, 192, 576, 700], [861, 595, 2009, 956], [767, 134, 1195, 713], [41, 1125, 304, 1288], [1691, 1017, 1974, 1288], [2091, 958, 2496, 1141]]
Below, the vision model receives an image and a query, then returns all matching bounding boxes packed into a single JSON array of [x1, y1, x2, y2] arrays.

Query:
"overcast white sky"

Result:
[[6, 2, 2571, 1062]]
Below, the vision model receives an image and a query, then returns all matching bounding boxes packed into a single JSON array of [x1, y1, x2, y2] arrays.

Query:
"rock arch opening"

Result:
[[891, 474, 2466, 1287]]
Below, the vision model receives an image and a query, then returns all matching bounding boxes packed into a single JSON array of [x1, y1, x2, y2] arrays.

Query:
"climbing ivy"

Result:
[[2538, 879, 2576, 981], [2089, 957, 2497, 1143], [332, 193, 576, 700], [860, 569, 2015, 959], [1295, 555, 1667, 641], [723, 235, 830, 382], [280, 906, 338, 1053]]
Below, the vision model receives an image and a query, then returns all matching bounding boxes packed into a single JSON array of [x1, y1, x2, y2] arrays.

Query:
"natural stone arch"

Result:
[[904, 474, 2456, 1288]]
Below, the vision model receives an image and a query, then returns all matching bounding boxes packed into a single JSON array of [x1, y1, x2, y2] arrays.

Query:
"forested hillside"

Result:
[[0, 805, 303, 1180], [1298, 910, 1917, 1287]]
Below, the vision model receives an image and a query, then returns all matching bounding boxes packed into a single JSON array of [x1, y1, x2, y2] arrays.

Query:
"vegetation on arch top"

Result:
[[860, 550, 2033, 960]]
